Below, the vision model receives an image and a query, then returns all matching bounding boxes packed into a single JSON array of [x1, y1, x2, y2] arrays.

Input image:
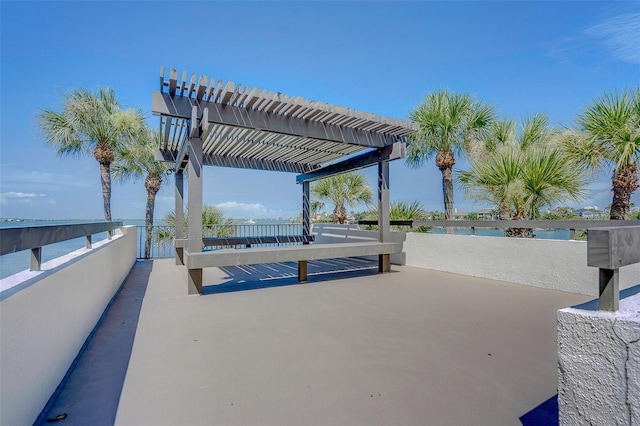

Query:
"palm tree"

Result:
[[38, 87, 144, 221], [406, 90, 494, 221], [366, 200, 429, 232], [460, 114, 590, 237], [563, 88, 640, 219], [157, 204, 234, 246], [112, 127, 171, 259], [311, 172, 373, 224]]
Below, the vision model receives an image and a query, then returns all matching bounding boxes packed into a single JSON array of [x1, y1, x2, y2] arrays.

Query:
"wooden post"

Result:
[[302, 180, 311, 244], [30, 247, 41, 271], [298, 260, 308, 282], [175, 171, 184, 265], [187, 106, 203, 295], [587, 226, 640, 311], [378, 161, 390, 272]]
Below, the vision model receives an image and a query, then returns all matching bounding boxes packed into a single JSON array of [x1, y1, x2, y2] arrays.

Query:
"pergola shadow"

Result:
[[202, 257, 382, 295]]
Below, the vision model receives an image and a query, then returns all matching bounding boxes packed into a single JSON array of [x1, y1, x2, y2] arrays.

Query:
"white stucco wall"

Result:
[[403, 232, 639, 296], [312, 223, 406, 264], [0, 226, 136, 426], [558, 293, 640, 425]]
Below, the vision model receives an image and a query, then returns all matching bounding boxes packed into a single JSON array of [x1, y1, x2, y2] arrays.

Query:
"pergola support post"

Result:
[[378, 161, 390, 272], [175, 171, 184, 265], [187, 106, 203, 295], [299, 181, 311, 282]]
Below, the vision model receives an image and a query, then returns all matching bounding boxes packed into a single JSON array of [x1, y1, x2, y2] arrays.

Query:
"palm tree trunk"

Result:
[[436, 150, 456, 234], [334, 204, 347, 224], [505, 212, 534, 238], [94, 142, 115, 222], [145, 173, 161, 259], [441, 165, 455, 234], [610, 164, 639, 220], [99, 162, 112, 222], [145, 190, 157, 259]]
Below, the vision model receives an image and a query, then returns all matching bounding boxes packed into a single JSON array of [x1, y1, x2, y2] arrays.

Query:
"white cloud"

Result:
[[547, 12, 640, 65], [585, 13, 640, 64], [0, 192, 46, 205], [216, 201, 268, 218]]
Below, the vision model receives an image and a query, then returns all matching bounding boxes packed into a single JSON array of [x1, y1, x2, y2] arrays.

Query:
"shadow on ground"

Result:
[[34, 260, 152, 426], [203, 257, 383, 295]]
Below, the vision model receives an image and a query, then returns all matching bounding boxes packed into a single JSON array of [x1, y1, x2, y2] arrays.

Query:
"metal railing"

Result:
[[136, 223, 304, 259], [358, 219, 640, 239], [0, 222, 123, 271]]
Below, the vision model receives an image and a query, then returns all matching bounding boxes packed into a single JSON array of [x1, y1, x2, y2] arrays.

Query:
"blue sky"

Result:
[[1, 1, 639, 220]]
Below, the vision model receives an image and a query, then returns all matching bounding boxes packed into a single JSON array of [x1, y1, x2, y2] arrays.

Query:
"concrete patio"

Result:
[[37, 257, 592, 425]]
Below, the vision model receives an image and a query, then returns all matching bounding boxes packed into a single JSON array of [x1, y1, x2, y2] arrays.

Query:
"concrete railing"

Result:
[[0, 225, 137, 425], [403, 232, 639, 296], [321, 223, 639, 296]]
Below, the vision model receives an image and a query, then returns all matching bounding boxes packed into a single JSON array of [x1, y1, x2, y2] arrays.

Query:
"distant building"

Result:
[[574, 208, 604, 219], [476, 209, 496, 220]]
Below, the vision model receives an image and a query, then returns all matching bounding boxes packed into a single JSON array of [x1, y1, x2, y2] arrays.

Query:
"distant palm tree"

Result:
[[562, 88, 640, 219], [366, 200, 429, 232], [406, 90, 494, 221], [460, 114, 590, 237], [157, 204, 234, 246], [311, 172, 373, 224], [38, 87, 143, 221], [113, 127, 171, 259]]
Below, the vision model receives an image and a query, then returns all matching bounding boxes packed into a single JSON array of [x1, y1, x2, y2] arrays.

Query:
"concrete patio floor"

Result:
[[98, 258, 588, 425], [36, 258, 593, 425]]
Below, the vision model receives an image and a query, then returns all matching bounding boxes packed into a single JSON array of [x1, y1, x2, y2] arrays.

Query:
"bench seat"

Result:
[[202, 235, 315, 247], [185, 241, 401, 272]]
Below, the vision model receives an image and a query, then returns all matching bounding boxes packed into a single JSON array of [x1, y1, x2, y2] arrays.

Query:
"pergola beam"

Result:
[[296, 142, 406, 183], [152, 91, 397, 149]]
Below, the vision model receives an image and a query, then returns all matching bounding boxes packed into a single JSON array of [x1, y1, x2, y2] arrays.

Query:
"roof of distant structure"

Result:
[[153, 67, 417, 175]]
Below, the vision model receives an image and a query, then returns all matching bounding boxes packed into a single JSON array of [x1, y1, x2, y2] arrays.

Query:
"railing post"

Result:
[[587, 226, 640, 312], [30, 247, 42, 271], [598, 268, 619, 311]]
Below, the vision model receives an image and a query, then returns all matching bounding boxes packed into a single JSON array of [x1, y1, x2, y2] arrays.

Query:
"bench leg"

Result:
[[175, 247, 184, 265], [379, 254, 390, 273], [298, 260, 308, 283], [188, 268, 203, 295]]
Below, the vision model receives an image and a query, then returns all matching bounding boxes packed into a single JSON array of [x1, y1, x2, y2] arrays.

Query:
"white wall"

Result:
[[312, 223, 406, 264], [403, 232, 639, 296], [558, 293, 640, 425], [0, 226, 136, 426]]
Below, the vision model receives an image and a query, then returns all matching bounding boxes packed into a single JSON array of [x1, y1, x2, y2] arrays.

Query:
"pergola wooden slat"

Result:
[[153, 67, 417, 294]]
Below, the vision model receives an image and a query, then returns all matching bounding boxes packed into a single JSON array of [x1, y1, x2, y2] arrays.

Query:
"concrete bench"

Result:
[[185, 241, 402, 283]]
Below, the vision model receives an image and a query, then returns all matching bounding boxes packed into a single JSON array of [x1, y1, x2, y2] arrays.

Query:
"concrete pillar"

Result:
[[558, 292, 640, 425]]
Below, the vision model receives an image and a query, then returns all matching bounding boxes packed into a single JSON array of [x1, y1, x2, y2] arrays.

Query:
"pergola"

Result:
[[153, 67, 417, 294]]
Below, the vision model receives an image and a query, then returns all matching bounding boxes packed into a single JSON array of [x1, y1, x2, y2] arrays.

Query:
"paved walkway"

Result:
[[109, 259, 589, 425]]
